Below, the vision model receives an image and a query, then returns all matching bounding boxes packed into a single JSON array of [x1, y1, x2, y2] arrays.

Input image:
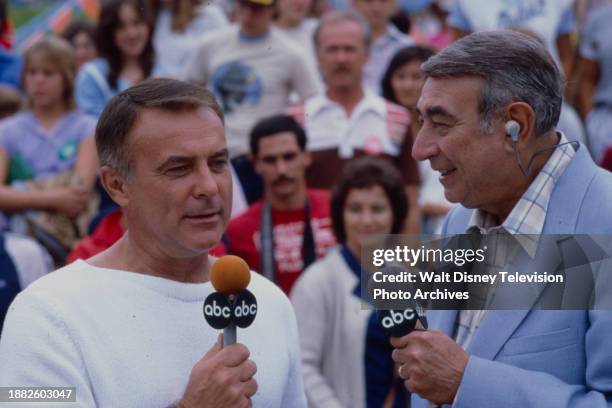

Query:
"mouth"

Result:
[[183, 211, 221, 222], [273, 178, 294, 186], [438, 168, 457, 181]]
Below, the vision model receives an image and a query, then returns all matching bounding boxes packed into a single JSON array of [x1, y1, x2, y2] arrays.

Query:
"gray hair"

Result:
[[96, 78, 224, 178], [421, 30, 563, 135], [313, 10, 372, 50]]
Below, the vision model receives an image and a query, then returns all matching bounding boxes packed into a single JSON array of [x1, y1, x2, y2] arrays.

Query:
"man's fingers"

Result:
[[243, 378, 258, 398], [392, 348, 408, 365], [203, 333, 223, 359], [239, 360, 257, 382], [216, 343, 250, 367], [390, 333, 412, 348], [404, 378, 416, 395]]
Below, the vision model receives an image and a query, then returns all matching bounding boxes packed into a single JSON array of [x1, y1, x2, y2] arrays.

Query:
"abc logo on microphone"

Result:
[[377, 309, 418, 337], [203, 289, 258, 330], [376, 303, 427, 337]]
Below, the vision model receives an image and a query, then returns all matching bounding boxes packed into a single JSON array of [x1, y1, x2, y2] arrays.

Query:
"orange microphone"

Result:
[[204, 256, 257, 347], [210, 255, 251, 295]]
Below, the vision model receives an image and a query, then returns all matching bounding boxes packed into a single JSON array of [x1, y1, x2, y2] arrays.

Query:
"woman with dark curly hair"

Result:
[[75, 0, 161, 117], [291, 156, 409, 408]]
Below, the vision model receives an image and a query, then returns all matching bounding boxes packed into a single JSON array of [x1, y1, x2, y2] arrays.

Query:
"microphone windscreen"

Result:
[[211, 255, 251, 295]]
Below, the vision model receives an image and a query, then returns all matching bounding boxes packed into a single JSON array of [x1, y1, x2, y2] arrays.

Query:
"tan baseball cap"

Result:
[[240, 0, 275, 6]]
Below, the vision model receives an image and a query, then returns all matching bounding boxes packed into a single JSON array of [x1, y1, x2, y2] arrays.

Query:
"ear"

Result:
[[503, 101, 536, 153], [99, 166, 130, 208]]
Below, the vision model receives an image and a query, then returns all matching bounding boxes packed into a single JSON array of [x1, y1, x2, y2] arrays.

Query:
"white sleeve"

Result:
[[290, 268, 344, 408], [280, 294, 308, 408], [289, 49, 322, 101], [185, 40, 212, 85], [4, 233, 53, 288], [0, 292, 96, 407]]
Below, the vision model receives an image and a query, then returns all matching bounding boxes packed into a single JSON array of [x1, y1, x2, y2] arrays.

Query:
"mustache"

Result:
[[272, 175, 294, 185]]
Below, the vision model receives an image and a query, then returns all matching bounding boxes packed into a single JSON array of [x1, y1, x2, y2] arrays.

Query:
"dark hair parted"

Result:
[[331, 156, 408, 243], [421, 30, 563, 136], [96, 0, 155, 89], [250, 114, 307, 157], [381, 45, 434, 105], [62, 20, 96, 44], [96, 78, 224, 178]]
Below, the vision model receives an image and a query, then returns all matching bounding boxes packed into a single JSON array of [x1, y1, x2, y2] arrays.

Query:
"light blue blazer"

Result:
[[412, 143, 612, 408]]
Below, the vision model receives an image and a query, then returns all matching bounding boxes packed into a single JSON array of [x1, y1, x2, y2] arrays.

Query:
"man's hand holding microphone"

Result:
[[179, 256, 258, 408], [378, 304, 468, 405]]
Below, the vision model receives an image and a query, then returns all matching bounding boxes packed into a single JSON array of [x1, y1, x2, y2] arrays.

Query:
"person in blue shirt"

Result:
[[75, 0, 161, 118]]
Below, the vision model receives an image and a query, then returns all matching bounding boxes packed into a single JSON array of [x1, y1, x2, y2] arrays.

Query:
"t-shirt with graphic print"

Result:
[[186, 26, 321, 158], [220, 189, 336, 295]]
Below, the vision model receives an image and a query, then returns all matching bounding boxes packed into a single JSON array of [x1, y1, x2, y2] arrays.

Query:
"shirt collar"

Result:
[[310, 91, 386, 119], [467, 132, 576, 257]]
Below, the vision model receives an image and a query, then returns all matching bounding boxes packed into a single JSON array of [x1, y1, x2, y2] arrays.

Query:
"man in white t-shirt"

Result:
[[187, 0, 321, 203], [0, 79, 306, 408]]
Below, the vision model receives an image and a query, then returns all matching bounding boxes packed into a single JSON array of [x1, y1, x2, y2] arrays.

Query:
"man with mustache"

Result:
[[0, 79, 307, 407], [288, 10, 421, 233], [220, 114, 336, 295]]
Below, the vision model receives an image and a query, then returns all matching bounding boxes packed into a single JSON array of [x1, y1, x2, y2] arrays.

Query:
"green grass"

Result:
[[10, 2, 55, 29]]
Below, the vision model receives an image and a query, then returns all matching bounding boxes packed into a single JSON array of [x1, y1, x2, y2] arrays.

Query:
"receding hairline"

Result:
[[317, 18, 365, 41], [124, 105, 226, 159]]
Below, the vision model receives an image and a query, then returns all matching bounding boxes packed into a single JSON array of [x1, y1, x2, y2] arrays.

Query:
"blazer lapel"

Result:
[[466, 236, 564, 359]]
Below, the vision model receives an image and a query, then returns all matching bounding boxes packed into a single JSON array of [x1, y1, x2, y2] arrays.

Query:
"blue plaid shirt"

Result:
[[456, 132, 575, 349]]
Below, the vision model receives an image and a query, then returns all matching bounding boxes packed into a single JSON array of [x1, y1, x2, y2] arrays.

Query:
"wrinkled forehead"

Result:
[[128, 108, 226, 159], [318, 20, 366, 46], [417, 76, 484, 118]]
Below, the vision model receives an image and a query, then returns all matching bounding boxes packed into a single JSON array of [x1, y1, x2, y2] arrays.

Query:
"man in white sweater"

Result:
[[0, 78, 306, 408]]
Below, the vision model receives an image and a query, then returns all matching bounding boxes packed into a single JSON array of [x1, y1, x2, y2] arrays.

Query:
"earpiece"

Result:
[[505, 120, 521, 142]]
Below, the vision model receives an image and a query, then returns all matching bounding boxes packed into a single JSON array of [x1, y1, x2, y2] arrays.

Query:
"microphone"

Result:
[[373, 261, 428, 337], [203, 255, 258, 347], [376, 303, 428, 337]]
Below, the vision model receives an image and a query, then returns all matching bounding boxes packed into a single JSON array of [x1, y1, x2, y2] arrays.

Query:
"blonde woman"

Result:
[[0, 37, 98, 252]]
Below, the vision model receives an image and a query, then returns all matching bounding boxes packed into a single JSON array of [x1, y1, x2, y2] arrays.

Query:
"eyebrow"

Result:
[[156, 156, 192, 172], [210, 149, 229, 161], [156, 148, 229, 172], [415, 106, 458, 122]]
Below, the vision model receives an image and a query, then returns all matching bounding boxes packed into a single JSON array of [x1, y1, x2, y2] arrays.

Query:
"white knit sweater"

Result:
[[0, 259, 306, 407]]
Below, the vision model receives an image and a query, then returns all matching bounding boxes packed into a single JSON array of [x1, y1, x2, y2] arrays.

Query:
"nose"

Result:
[[275, 158, 288, 175], [126, 23, 142, 39], [194, 163, 220, 198], [31, 72, 45, 83], [361, 209, 374, 225], [412, 126, 439, 162]]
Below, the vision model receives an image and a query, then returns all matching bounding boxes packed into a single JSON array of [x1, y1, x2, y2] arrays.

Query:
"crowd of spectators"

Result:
[[1, 0, 611, 406]]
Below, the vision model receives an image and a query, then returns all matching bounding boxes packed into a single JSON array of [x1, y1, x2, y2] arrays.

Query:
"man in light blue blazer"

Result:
[[390, 30, 612, 408]]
